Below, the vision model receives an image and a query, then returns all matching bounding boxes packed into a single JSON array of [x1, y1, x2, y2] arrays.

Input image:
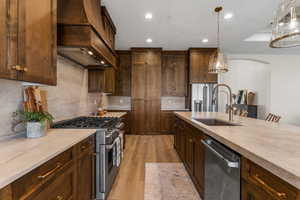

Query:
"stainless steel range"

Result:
[[52, 117, 124, 200]]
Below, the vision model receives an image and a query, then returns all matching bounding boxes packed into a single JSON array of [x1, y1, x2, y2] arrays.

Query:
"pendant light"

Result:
[[208, 6, 229, 74], [270, 0, 300, 48]]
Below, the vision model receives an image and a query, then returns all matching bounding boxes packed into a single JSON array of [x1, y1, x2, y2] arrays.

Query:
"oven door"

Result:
[[96, 137, 120, 199]]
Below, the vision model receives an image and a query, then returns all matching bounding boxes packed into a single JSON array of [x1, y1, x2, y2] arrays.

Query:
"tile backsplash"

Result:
[[161, 97, 186, 110], [0, 56, 96, 138], [106, 96, 131, 110]]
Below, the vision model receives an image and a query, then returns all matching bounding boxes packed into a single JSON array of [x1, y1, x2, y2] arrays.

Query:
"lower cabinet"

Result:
[[174, 117, 205, 198], [76, 137, 95, 200], [241, 158, 300, 200], [160, 111, 175, 134], [1, 134, 95, 200]]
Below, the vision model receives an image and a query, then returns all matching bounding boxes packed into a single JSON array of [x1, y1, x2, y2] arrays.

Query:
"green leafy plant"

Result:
[[18, 111, 54, 123]]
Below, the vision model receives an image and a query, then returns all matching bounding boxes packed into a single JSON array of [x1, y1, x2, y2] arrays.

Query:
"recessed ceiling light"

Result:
[[88, 51, 93, 55], [146, 38, 153, 43], [101, 60, 105, 65], [224, 13, 233, 20], [202, 38, 209, 43], [145, 13, 153, 20]]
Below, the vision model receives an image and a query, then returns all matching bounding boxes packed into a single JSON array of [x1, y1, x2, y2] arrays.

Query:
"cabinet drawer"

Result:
[[31, 166, 75, 200], [12, 148, 73, 200], [242, 158, 298, 200], [75, 135, 95, 156]]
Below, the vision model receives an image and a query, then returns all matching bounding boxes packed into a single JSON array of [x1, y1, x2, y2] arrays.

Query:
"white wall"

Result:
[[220, 54, 300, 126], [219, 57, 271, 119]]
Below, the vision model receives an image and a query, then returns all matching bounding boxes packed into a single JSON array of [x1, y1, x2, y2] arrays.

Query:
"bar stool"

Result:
[[265, 113, 281, 122]]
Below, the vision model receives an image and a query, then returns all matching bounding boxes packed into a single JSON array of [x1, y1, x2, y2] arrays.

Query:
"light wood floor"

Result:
[[107, 135, 181, 200]]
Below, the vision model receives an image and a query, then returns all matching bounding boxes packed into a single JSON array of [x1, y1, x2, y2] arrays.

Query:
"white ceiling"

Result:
[[102, 0, 300, 54]]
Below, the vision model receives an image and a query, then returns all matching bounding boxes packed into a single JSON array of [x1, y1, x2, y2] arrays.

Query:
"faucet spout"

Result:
[[213, 84, 233, 121]]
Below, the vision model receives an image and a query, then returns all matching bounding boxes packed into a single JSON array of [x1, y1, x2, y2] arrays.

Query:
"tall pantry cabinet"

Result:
[[131, 48, 162, 135]]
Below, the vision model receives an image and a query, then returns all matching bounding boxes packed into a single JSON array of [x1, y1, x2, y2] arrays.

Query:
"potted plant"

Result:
[[18, 111, 54, 138]]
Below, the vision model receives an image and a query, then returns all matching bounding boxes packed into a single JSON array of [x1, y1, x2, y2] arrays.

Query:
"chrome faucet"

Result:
[[212, 84, 234, 121]]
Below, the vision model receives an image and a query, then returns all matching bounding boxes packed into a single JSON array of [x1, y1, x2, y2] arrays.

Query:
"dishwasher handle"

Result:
[[201, 139, 239, 168]]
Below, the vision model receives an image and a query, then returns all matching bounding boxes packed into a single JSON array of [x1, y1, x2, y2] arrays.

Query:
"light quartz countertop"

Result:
[[175, 112, 300, 190], [0, 129, 96, 189], [100, 112, 127, 118]]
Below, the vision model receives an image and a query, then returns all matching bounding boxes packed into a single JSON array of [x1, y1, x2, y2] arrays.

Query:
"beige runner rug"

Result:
[[144, 163, 201, 200]]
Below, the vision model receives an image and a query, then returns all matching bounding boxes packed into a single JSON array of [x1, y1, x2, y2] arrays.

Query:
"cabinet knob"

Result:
[[11, 65, 28, 72]]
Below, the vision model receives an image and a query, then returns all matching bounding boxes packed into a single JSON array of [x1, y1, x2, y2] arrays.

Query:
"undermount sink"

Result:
[[193, 118, 241, 126]]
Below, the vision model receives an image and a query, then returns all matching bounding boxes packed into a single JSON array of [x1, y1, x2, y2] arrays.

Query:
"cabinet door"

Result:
[[146, 51, 161, 99], [162, 52, 187, 97], [178, 121, 186, 160], [17, 0, 57, 85], [104, 68, 115, 94], [144, 99, 161, 134], [132, 51, 147, 99], [242, 180, 272, 200], [185, 130, 194, 174], [189, 48, 217, 84], [0, 0, 17, 80], [160, 111, 174, 134], [88, 69, 105, 92], [77, 149, 94, 200], [115, 51, 131, 96], [194, 133, 205, 196], [132, 99, 145, 134]]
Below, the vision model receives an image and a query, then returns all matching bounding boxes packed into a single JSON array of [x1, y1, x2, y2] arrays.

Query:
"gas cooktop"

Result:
[[51, 116, 120, 129]]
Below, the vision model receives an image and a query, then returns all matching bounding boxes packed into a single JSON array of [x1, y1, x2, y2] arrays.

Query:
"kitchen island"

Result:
[[175, 112, 300, 199]]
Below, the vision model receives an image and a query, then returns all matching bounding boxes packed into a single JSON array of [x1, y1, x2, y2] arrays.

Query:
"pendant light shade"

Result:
[[208, 6, 229, 74], [208, 49, 229, 73], [270, 0, 300, 48]]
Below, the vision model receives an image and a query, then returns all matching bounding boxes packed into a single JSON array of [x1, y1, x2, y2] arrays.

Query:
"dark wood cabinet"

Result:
[[132, 100, 146, 134], [0, 185, 12, 200], [101, 6, 116, 51], [0, 0, 57, 85], [242, 180, 272, 200], [174, 117, 205, 198], [104, 68, 116, 94], [115, 51, 131, 96], [3, 135, 95, 200], [144, 99, 161, 133], [185, 129, 194, 173], [131, 48, 162, 135], [132, 99, 161, 135], [160, 111, 175, 134], [76, 137, 95, 200], [88, 68, 116, 93], [0, 0, 16, 81], [193, 134, 205, 195], [242, 158, 299, 200], [162, 51, 188, 97], [189, 48, 218, 84]]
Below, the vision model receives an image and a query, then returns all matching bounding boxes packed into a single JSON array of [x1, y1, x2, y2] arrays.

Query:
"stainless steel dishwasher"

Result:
[[202, 138, 241, 200]]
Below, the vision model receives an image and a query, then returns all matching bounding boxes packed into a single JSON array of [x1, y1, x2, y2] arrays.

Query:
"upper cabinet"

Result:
[[162, 51, 188, 97], [189, 48, 218, 84], [131, 48, 162, 100], [115, 51, 132, 96], [0, 0, 57, 85], [88, 68, 116, 93], [58, 0, 117, 68]]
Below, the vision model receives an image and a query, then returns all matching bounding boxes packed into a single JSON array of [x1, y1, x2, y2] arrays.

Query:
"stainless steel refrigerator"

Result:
[[192, 84, 218, 112]]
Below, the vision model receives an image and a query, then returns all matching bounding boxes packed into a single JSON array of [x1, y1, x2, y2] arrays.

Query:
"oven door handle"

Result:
[[106, 137, 119, 150]]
